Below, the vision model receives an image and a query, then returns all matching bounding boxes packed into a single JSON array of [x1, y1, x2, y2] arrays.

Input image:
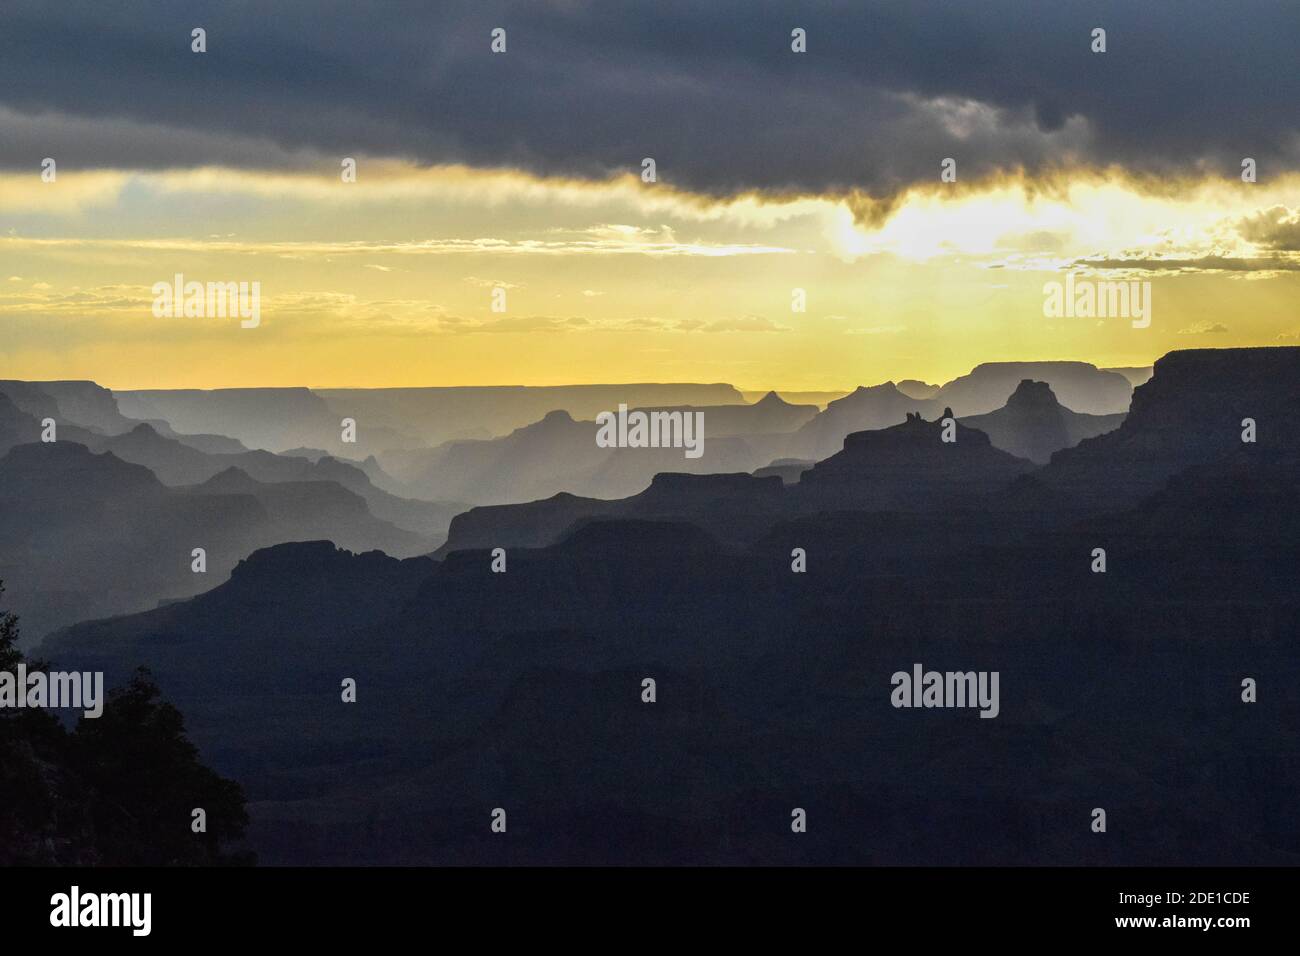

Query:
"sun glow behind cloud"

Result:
[[2, 161, 1298, 388], [826, 171, 1300, 269]]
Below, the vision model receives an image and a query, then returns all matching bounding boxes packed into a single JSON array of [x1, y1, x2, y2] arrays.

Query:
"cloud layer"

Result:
[[2, 1, 1297, 200]]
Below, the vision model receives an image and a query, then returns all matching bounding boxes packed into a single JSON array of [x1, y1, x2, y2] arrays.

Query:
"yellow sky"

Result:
[[3, 163, 1298, 389]]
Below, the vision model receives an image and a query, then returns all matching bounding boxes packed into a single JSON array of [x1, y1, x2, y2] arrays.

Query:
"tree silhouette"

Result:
[[0, 580, 252, 865], [74, 668, 252, 865], [0, 582, 85, 863]]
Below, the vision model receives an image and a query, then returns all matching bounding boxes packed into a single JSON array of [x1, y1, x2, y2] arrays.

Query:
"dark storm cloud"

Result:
[[1, 0, 1297, 198]]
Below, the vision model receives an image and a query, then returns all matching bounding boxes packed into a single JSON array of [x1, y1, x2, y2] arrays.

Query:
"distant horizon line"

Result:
[[13, 357, 1166, 396]]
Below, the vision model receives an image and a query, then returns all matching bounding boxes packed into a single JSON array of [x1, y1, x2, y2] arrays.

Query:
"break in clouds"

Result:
[[1, 0, 1298, 201]]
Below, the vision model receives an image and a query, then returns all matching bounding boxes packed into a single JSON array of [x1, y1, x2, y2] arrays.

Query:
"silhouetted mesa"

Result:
[[440, 471, 786, 554], [959, 380, 1125, 464], [1039, 346, 1300, 509], [794, 409, 1035, 510], [896, 379, 940, 399]]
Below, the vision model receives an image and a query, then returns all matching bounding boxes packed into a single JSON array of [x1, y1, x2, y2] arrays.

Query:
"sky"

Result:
[[2, 0, 1298, 390]]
